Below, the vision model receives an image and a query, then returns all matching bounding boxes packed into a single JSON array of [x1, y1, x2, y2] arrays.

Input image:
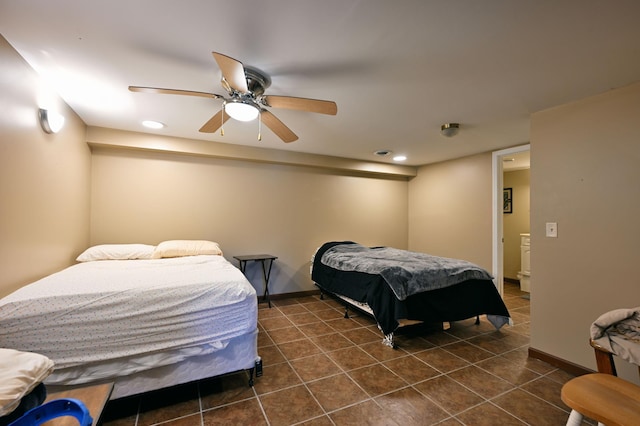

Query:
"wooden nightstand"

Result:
[[44, 382, 113, 426], [234, 254, 277, 308]]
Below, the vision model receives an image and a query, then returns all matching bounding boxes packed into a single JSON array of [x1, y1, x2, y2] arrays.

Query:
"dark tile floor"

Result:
[[101, 283, 590, 426]]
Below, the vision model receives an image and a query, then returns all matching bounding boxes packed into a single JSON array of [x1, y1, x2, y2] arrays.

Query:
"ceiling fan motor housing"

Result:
[[243, 66, 271, 96]]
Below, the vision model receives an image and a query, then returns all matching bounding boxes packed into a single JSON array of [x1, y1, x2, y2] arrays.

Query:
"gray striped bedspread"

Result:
[[321, 243, 494, 301]]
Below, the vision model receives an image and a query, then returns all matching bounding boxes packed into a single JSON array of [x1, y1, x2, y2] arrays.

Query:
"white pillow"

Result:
[[0, 349, 54, 417], [76, 244, 156, 262], [152, 240, 223, 258]]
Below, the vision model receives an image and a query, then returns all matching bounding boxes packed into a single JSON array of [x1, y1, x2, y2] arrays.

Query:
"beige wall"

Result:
[[503, 169, 530, 280], [89, 142, 409, 295], [530, 82, 640, 376], [408, 152, 493, 270], [0, 35, 91, 298]]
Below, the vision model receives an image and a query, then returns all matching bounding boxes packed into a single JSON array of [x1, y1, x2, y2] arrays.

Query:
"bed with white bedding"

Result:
[[0, 240, 260, 399]]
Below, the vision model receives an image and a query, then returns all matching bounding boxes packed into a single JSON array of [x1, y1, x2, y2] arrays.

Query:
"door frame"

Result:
[[492, 144, 530, 295]]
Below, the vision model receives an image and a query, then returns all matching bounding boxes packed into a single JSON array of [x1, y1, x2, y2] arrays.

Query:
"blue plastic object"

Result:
[[9, 398, 93, 426]]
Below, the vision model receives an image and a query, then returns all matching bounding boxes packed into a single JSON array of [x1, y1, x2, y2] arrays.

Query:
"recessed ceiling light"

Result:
[[374, 149, 392, 156], [142, 120, 165, 129], [393, 155, 407, 162]]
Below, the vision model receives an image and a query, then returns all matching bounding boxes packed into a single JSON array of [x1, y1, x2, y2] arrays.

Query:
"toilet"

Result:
[[518, 233, 530, 292]]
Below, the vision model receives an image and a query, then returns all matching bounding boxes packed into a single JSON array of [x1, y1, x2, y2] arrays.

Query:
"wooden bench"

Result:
[[560, 339, 640, 425], [561, 373, 640, 426]]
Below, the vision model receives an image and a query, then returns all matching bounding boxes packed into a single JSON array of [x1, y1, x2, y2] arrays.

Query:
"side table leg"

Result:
[[261, 259, 274, 308]]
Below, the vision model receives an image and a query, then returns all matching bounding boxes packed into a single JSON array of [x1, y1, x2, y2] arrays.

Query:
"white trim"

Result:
[[492, 144, 530, 296]]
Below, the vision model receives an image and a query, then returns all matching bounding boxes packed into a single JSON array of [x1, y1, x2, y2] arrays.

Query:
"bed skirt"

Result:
[[45, 329, 259, 400]]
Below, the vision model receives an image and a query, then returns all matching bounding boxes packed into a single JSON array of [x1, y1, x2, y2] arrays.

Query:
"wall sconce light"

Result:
[[39, 108, 65, 134]]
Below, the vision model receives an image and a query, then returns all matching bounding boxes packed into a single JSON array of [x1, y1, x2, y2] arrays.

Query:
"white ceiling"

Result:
[[2, 0, 639, 166]]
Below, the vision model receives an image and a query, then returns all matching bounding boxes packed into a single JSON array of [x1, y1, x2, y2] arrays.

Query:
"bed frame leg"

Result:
[[382, 333, 397, 349], [475, 315, 480, 325], [247, 357, 263, 387], [344, 305, 350, 319], [248, 367, 255, 387]]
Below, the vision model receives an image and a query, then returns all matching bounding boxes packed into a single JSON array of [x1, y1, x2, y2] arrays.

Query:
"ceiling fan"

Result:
[[129, 52, 338, 143]]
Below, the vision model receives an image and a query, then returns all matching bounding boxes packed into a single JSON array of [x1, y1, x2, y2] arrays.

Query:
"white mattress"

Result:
[[0, 255, 257, 384]]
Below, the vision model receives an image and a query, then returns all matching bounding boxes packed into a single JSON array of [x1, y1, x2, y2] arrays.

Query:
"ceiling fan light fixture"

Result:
[[440, 123, 460, 138], [224, 100, 259, 122]]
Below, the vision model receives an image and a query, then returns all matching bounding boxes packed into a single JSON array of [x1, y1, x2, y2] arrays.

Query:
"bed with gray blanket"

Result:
[[311, 241, 511, 346]]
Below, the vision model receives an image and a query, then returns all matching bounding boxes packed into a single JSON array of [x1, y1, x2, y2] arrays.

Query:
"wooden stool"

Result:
[[561, 373, 640, 426]]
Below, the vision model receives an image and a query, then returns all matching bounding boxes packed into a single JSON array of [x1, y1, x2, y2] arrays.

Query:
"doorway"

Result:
[[491, 144, 530, 296]]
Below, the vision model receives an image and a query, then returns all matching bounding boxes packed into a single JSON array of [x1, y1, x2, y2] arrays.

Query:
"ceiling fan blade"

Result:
[[212, 52, 249, 93], [199, 109, 230, 133], [129, 86, 223, 99], [260, 110, 298, 143], [262, 95, 337, 115]]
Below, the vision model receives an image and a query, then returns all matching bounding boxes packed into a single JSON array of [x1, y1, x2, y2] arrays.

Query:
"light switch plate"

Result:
[[546, 222, 558, 237]]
